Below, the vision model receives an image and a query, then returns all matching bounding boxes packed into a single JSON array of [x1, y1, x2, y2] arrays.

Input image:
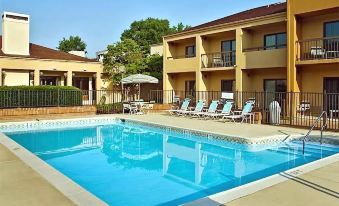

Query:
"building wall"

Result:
[[300, 63, 339, 93], [205, 70, 235, 91], [244, 68, 287, 92], [3, 70, 30, 86], [247, 23, 286, 49], [150, 44, 163, 56], [203, 32, 235, 54], [0, 56, 103, 89]]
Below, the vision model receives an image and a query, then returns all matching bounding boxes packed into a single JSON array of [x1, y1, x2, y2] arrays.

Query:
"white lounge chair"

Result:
[[204, 101, 234, 119], [191, 100, 219, 118], [179, 100, 204, 116], [222, 101, 254, 123], [168, 98, 191, 115]]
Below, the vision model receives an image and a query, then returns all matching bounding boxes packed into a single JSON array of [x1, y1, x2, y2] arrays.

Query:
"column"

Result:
[[34, 69, 40, 86], [89, 76, 93, 102], [0, 68, 2, 86], [163, 40, 174, 104], [67, 70, 72, 86], [60, 75, 65, 86], [195, 35, 207, 102]]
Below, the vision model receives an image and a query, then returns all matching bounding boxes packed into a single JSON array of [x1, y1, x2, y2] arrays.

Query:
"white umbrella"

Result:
[[121, 74, 159, 100]]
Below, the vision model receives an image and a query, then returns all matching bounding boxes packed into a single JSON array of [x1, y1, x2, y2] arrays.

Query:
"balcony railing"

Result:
[[243, 44, 286, 52], [167, 54, 196, 60], [297, 36, 339, 61], [201, 51, 236, 68]]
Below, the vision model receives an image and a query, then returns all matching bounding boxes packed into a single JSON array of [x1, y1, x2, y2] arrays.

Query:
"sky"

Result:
[[0, 0, 284, 58]]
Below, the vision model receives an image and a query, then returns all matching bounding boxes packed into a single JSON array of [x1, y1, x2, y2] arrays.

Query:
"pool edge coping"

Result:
[[184, 153, 339, 206], [0, 115, 338, 206], [0, 132, 108, 206]]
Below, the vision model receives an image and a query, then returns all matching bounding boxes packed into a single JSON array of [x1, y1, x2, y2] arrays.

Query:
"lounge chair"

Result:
[[191, 100, 219, 118], [179, 100, 204, 116], [222, 101, 254, 123], [204, 101, 234, 119], [168, 98, 191, 115]]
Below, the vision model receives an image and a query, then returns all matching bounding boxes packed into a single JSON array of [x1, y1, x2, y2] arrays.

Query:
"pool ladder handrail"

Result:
[[302, 111, 328, 155]]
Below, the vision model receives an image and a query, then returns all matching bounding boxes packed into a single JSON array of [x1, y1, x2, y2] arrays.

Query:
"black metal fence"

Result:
[[149, 90, 339, 131], [297, 36, 339, 61]]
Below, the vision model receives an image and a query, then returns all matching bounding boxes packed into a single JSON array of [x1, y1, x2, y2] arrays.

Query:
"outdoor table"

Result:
[[130, 101, 149, 115]]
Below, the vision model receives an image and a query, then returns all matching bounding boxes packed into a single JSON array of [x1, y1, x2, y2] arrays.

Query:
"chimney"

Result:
[[2, 12, 30, 56]]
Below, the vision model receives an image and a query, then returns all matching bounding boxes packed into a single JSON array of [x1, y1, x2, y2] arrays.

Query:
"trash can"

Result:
[[269, 101, 281, 125]]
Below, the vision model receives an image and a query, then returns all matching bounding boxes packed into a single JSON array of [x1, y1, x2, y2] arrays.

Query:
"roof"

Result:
[[171, 2, 287, 36], [0, 36, 97, 62]]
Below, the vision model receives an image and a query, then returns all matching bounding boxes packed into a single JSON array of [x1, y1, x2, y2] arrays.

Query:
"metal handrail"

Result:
[[302, 111, 328, 155]]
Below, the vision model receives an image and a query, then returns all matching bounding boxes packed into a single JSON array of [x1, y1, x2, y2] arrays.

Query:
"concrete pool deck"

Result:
[[0, 113, 338, 206]]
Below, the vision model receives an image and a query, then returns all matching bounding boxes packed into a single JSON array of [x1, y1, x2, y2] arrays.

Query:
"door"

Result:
[[264, 79, 287, 109], [221, 40, 236, 66], [221, 80, 234, 92], [324, 77, 339, 117], [185, 80, 196, 98]]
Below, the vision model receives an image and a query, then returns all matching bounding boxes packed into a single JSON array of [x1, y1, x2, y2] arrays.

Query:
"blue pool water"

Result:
[[4, 121, 339, 206]]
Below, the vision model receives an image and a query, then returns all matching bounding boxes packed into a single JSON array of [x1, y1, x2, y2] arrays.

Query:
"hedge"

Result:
[[0, 86, 83, 108], [96, 103, 123, 114]]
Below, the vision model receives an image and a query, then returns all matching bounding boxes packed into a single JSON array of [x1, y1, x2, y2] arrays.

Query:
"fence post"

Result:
[[289, 91, 293, 126], [57, 89, 60, 107]]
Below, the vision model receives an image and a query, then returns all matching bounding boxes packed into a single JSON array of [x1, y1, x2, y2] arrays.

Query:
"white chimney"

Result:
[[2, 12, 30, 56]]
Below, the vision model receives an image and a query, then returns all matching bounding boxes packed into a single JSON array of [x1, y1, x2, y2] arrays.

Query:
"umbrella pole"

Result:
[[139, 83, 140, 100]]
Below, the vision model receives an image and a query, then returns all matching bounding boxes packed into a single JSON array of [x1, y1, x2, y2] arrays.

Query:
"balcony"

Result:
[[296, 36, 339, 64], [243, 46, 287, 69], [164, 55, 198, 73], [201, 52, 236, 70]]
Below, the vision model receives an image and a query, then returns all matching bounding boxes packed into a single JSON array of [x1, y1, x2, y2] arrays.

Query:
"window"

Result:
[[221, 80, 234, 92], [185, 46, 196, 58], [324, 77, 339, 93], [264, 33, 287, 49], [264, 79, 287, 92], [185, 80, 196, 97], [221, 40, 236, 66], [324, 21, 339, 37]]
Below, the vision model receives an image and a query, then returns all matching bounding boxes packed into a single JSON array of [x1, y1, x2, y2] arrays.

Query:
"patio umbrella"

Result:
[[121, 74, 159, 99]]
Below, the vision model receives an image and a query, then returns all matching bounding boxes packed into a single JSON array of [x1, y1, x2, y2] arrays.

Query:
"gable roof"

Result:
[[173, 2, 287, 35], [0, 36, 97, 62]]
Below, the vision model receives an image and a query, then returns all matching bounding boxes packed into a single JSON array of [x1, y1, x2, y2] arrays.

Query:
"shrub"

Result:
[[0, 86, 82, 108], [96, 103, 123, 114]]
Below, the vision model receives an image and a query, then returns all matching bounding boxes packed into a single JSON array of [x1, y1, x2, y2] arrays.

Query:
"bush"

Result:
[[0, 86, 82, 108], [96, 103, 123, 114]]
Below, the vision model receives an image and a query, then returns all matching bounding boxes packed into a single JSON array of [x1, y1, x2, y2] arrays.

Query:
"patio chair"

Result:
[[178, 100, 204, 116], [167, 98, 191, 115], [123, 102, 138, 114], [204, 101, 234, 119], [191, 100, 219, 118], [222, 101, 254, 123], [297, 101, 310, 116]]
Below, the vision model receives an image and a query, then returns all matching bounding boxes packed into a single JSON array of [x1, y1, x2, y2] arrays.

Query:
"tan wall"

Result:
[[300, 63, 339, 93], [202, 32, 235, 54], [300, 12, 339, 40], [0, 106, 96, 117], [150, 44, 163, 56], [244, 68, 287, 92], [289, 0, 339, 15], [247, 23, 286, 49], [0, 56, 103, 89], [172, 72, 195, 91], [3, 70, 30, 86], [245, 48, 287, 69], [204, 70, 235, 91], [2, 13, 30, 56]]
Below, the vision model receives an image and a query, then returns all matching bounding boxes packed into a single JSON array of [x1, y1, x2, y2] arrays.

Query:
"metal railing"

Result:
[[149, 90, 339, 131], [296, 36, 339, 61], [201, 51, 236, 68], [243, 44, 287, 52], [302, 111, 328, 154]]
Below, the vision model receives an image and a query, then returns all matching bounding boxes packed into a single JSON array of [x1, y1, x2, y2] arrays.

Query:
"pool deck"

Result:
[[0, 113, 338, 206]]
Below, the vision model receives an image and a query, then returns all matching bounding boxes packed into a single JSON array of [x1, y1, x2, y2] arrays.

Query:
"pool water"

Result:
[[4, 121, 339, 206]]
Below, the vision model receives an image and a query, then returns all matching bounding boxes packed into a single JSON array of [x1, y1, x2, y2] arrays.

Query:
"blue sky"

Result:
[[0, 0, 284, 58]]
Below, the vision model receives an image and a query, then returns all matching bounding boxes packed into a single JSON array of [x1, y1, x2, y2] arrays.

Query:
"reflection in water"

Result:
[[6, 123, 338, 206]]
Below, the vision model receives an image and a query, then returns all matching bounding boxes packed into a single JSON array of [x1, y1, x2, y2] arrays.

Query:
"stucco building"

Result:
[[162, 0, 339, 102], [0, 12, 104, 91]]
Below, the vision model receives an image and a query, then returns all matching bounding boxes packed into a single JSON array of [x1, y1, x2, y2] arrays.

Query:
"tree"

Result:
[[57, 36, 87, 52], [121, 18, 190, 54], [103, 39, 146, 84], [145, 54, 163, 80]]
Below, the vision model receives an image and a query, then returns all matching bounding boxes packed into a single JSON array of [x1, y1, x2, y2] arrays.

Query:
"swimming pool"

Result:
[[3, 119, 339, 206]]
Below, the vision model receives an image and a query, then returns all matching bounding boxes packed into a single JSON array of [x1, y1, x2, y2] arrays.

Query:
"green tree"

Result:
[[103, 39, 146, 84], [121, 18, 190, 54], [57, 36, 87, 52], [145, 54, 163, 80]]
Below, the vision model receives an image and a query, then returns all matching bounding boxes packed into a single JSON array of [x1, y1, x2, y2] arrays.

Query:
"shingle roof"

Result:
[[174, 2, 287, 35], [0, 36, 97, 62]]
